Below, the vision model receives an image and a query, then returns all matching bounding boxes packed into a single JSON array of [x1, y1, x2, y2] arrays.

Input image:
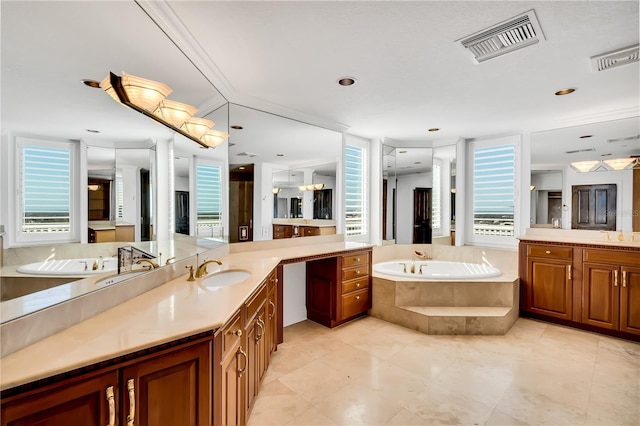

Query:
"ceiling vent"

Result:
[[591, 45, 639, 72], [237, 152, 259, 157], [565, 148, 595, 154], [457, 10, 545, 63], [607, 134, 640, 143]]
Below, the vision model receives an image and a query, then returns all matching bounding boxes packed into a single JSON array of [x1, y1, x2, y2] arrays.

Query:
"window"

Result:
[[15, 137, 79, 244], [345, 144, 367, 237], [196, 162, 223, 237], [115, 172, 124, 219], [432, 161, 442, 234], [471, 141, 516, 238]]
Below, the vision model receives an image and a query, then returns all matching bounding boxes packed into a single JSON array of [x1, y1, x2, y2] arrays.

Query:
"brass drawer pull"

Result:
[[356, 282, 361, 287], [127, 379, 135, 426], [355, 296, 360, 300], [269, 300, 276, 320], [255, 318, 265, 342], [622, 271, 627, 288], [356, 270, 361, 275], [546, 250, 551, 254], [614, 270, 619, 287], [106, 386, 116, 426], [356, 258, 361, 262], [567, 265, 572, 280], [238, 346, 248, 377], [228, 329, 242, 337]]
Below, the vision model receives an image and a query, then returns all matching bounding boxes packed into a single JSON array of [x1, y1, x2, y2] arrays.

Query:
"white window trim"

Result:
[[432, 158, 442, 236], [12, 136, 80, 246], [466, 135, 521, 249], [194, 158, 227, 239], [343, 135, 370, 242]]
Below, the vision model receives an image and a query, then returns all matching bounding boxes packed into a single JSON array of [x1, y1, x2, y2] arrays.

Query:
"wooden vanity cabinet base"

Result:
[[306, 250, 372, 328]]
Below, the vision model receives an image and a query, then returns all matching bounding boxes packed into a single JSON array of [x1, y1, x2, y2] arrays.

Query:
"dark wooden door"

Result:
[[230, 164, 254, 243], [620, 265, 640, 335], [413, 187, 432, 244], [571, 184, 616, 230], [1, 371, 118, 426], [121, 341, 212, 426], [526, 257, 573, 320], [140, 168, 152, 241], [582, 263, 619, 330], [175, 190, 189, 235]]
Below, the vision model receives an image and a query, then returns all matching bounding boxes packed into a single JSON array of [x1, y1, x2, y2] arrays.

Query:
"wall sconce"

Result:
[[100, 72, 229, 148], [272, 188, 281, 194], [88, 184, 100, 191]]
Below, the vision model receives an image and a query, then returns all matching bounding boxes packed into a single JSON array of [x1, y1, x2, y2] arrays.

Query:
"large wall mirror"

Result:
[[382, 142, 456, 245], [228, 104, 341, 241], [0, 1, 228, 320], [530, 116, 639, 231]]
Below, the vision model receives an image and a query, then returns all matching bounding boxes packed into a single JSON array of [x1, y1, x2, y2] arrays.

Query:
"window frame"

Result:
[[344, 138, 369, 241], [194, 159, 226, 239], [466, 135, 521, 248], [13, 136, 80, 246], [431, 159, 442, 236]]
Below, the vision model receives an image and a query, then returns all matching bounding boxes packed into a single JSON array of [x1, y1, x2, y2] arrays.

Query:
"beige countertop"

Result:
[[519, 228, 640, 249], [272, 219, 336, 228], [0, 241, 371, 390]]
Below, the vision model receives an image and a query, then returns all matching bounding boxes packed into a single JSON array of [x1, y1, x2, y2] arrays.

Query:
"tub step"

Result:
[[400, 306, 511, 317]]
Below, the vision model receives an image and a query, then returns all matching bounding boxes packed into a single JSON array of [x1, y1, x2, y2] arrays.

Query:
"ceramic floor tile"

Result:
[[250, 318, 638, 426]]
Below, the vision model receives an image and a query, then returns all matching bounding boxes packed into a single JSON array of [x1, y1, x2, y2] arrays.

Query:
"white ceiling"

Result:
[[2, 1, 639, 171]]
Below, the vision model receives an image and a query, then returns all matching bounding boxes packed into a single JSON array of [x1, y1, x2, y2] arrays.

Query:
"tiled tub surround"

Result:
[[371, 245, 519, 335], [0, 236, 371, 390]]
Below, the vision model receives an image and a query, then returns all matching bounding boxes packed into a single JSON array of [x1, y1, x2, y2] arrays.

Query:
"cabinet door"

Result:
[[620, 265, 640, 335], [526, 257, 573, 320], [244, 306, 267, 420], [267, 278, 278, 362], [121, 341, 212, 426], [1, 371, 118, 426], [217, 343, 245, 426], [582, 263, 619, 330]]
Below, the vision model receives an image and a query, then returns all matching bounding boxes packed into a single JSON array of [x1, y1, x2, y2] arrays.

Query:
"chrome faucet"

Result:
[[195, 259, 222, 278], [136, 258, 160, 269]]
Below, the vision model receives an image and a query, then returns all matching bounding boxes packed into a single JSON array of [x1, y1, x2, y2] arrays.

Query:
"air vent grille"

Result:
[[565, 148, 595, 154], [607, 134, 640, 143], [237, 152, 259, 157], [591, 45, 639, 72], [458, 10, 545, 63]]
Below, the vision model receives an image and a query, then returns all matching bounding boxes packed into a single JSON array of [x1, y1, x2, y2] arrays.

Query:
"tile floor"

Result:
[[248, 316, 640, 426]]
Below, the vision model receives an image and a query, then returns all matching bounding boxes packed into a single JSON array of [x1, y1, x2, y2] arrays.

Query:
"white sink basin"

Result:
[[201, 269, 251, 288]]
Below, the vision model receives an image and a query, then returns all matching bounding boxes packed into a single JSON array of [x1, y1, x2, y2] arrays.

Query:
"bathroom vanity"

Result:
[[519, 230, 640, 340], [0, 238, 372, 425]]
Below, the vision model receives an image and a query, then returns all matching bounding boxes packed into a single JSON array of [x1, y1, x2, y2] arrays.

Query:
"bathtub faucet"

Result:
[[410, 259, 416, 274], [92, 256, 103, 271]]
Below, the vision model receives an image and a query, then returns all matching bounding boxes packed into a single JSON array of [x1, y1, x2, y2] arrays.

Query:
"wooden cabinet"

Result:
[[520, 241, 640, 339], [214, 309, 246, 426], [523, 244, 574, 321], [1, 338, 213, 426], [300, 226, 336, 237], [306, 249, 372, 328], [582, 249, 640, 336], [273, 224, 293, 239], [213, 269, 278, 426], [1, 371, 118, 426]]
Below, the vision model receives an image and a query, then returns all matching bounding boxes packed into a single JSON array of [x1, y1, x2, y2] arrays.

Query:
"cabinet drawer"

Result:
[[219, 310, 242, 357], [301, 226, 320, 237], [342, 266, 369, 282], [527, 244, 573, 259], [245, 283, 267, 322], [342, 252, 369, 268], [584, 249, 640, 266], [342, 276, 369, 294], [342, 288, 369, 319]]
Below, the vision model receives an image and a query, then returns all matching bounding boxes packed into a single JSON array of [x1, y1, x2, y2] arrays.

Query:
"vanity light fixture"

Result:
[[604, 157, 637, 170], [570, 160, 601, 172], [555, 88, 576, 96], [88, 184, 100, 191], [272, 188, 281, 194], [98, 72, 228, 148]]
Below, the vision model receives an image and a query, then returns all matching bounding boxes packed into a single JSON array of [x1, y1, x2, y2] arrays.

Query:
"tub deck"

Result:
[[370, 245, 519, 335]]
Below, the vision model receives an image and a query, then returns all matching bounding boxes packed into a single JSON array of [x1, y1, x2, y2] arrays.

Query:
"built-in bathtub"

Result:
[[373, 260, 501, 280], [370, 245, 519, 335], [17, 257, 118, 276]]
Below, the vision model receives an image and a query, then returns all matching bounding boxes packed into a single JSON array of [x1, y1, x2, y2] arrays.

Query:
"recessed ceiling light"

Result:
[[414, 161, 422, 165], [81, 79, 101, 88], [579, 135, 593, 139], [238, 166, 245, 170], [399, 150, 408, 154], [428, 128, 440, 132], [555, 88, 576, 96], [231, 125, 243, 130], [86, 129, 100, 133], [276, 154, 284, 157], [337, 77, 357, 86], [601, 153, 613, 157]]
